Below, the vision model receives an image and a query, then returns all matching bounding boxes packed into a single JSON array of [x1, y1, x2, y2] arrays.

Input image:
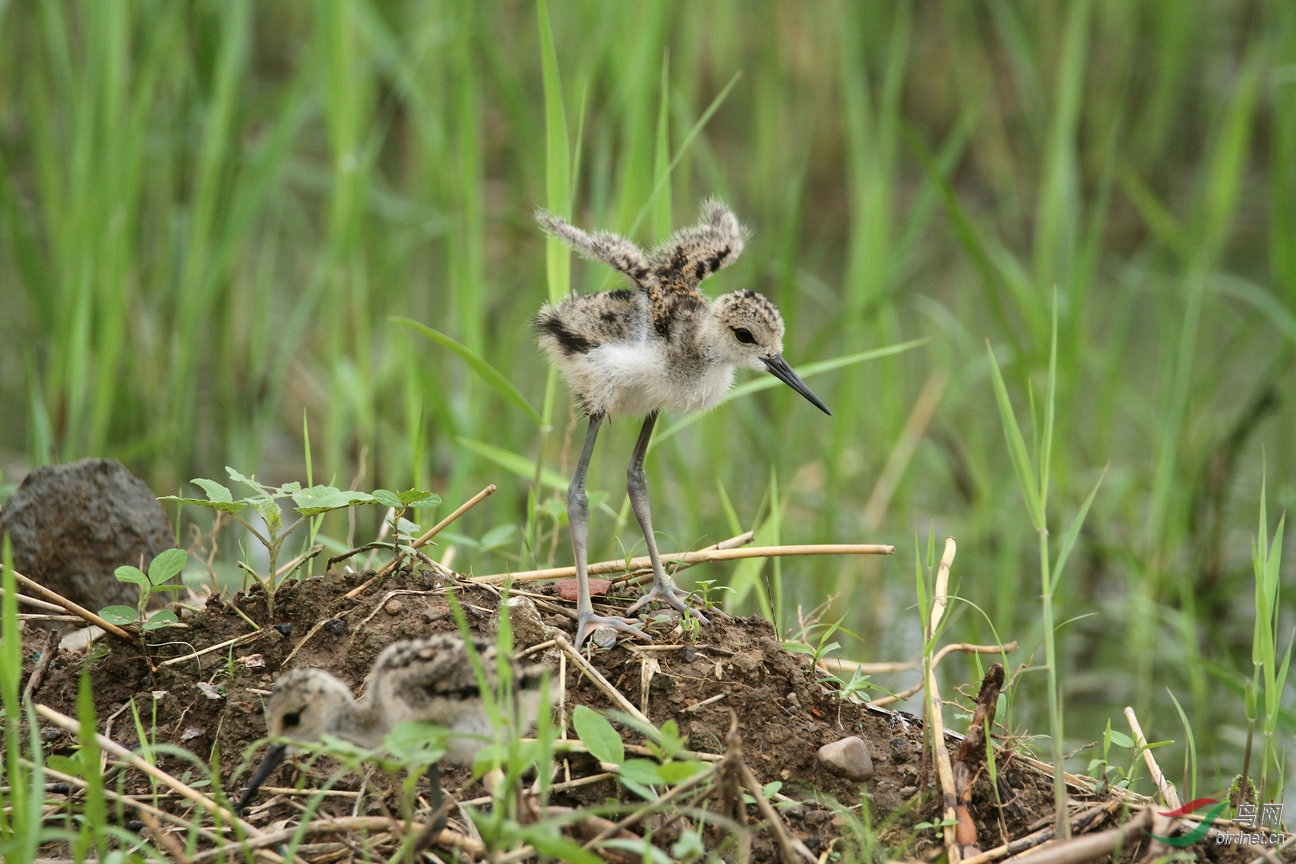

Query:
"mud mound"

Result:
[[19, 566, 1253, 861]]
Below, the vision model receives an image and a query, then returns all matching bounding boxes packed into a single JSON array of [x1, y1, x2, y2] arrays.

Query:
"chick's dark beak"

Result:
[[763, 355, 831, 415], [236, 742, 288, 814]]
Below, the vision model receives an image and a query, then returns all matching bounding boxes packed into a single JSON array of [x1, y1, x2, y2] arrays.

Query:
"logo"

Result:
[[1147, 799, 1229, 846], [1146, 798, 1286, 848]]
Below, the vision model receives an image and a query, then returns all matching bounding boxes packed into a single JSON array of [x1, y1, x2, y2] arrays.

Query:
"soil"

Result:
[[19, 565, 1261, 862]]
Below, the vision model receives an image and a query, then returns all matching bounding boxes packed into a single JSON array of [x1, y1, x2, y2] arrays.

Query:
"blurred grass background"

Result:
[[1, 0, 1292, 800]]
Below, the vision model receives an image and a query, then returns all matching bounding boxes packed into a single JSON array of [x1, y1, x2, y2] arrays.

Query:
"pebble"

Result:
[[817, 736, 874, 781]]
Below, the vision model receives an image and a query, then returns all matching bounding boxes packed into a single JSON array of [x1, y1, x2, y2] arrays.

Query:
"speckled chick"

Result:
[[535, 201, 830, 648], [236, 634, 548, 813]]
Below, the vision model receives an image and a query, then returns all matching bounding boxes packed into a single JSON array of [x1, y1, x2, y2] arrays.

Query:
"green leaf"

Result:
[[291, 485, 375, 516], [99, 606, 137, 625], [383, 721, 448, 768], [572, 705, 623, 765], [619, 758, 665, 786], [142, 610, 179, 631], [158, 494, 247, 516], [371, 488, 402, 508], [1106, 730, 1135, 749], [147, 548, 188, 585], [515, 823, 604, 864], [113, 566, 149, 588], [193, 478, 235, 503], [656, 760, 707, 785], [225, 467, 267, 496], [1052, 465, 1107, 592], [405, 490, 442, 508]]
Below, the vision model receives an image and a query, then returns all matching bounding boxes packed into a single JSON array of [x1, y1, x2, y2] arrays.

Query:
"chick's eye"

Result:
[[282, 711, 302, 729], [732, 327, 756, 344]]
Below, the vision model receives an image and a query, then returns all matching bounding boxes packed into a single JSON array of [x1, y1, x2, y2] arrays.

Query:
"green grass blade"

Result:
[[1052, 465, 1106, 594], [457, 438, 568, 491], [654, 341, 925, 444], [396, 318, 541, 426], [985, 343, 1044, 531]]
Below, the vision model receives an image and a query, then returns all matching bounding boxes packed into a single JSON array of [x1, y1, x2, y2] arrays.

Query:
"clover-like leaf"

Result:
[[371, 489, 403, 508], [113, 566, 149, 589], [142, 610, 179, 631], [160, 478, 247, 515], [292, 485, 375, 516], [147, 548, 188, 586], [100, 606, 138, 626]]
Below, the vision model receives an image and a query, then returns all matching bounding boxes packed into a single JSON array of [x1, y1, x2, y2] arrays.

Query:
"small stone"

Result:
[[384, 598, 404, 615], [273, 624, 292, 636], [589, 625, 619, 649], [323, 618, 347, 634], [817, 736, 874, 781]]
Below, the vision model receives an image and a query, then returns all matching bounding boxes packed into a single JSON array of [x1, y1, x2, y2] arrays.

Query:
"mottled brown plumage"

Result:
[[237, 634, 548, 817], [535, 201, 830, 647]]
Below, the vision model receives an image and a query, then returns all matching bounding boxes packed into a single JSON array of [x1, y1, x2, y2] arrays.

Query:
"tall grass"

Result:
[[1, 0, 1292, 804]]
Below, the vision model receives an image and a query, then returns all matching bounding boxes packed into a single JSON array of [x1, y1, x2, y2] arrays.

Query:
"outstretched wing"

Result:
[[536, 209, 653, 289], [646, 199, 749, 294]]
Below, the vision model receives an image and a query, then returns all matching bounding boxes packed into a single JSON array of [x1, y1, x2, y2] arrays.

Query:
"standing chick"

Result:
[[536, 200, 830, 647]]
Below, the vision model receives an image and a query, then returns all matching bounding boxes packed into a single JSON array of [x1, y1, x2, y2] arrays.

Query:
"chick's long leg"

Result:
[[624, 411, 710, 623], [568, 413, 648, 648]]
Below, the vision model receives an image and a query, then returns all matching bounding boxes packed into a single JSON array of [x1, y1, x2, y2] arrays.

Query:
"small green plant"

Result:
[[161, 467, 439, 618], [831, 666, 879, 703], [986, 294, 1104, 838], [690, 578, 735, 612], [783, 617, 845, 666], [99, 547, 187, 631], [572, 705, 708, 801], [1085, 718, 1169, 795], [1241, 469, 1291, 804]]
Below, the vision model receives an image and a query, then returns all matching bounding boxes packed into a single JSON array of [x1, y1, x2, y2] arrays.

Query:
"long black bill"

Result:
[[763, 355, 831, 415], [235, 742, 288, 814]]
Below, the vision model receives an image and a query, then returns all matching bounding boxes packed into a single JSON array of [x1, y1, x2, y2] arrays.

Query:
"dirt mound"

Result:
[[19, 566, 1253, 861]]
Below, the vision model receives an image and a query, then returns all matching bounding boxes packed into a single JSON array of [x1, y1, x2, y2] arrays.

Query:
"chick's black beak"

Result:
[[236, 742, 288, 814], [763, 355, 831, 415]]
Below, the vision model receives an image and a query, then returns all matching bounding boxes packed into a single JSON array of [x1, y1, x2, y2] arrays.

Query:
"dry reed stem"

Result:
[[7, 567, 136, 642], [554, 633, 652, 727], [346, 483, 497, 598], [924, 537, 961, 862], [1124, 705, 1179, 810], [155, 630, 263, 668], [473, 542, 895, 586], [866, 641, 1020, 707], [32, 704, 285, 857]]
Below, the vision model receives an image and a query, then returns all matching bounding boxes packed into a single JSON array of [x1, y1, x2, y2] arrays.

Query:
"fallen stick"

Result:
[[473, 543, 895, 586], [7, 567, 136, 642]]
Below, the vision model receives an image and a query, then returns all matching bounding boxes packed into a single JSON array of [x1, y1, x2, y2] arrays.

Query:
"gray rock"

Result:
[[817, 735, 874, 781], [0, 458, 177, 620]]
